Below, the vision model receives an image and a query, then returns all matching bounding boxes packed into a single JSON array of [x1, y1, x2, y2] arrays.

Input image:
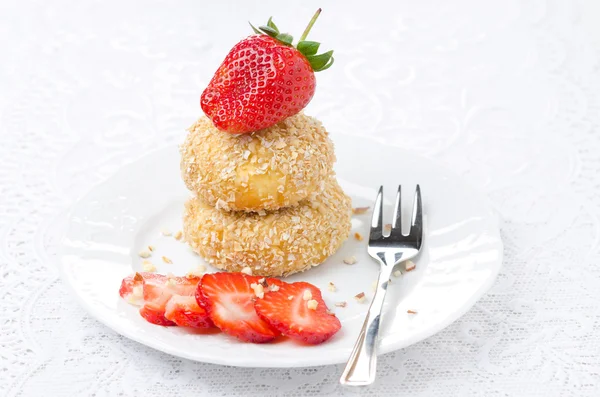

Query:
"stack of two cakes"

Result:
[[180, 113, 352, 278]]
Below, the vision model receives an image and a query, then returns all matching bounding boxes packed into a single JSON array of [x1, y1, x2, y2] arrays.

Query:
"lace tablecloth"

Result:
[[2, 0, 599, 395]]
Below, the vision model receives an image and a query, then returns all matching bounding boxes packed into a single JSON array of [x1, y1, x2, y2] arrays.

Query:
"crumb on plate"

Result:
[[343, 256, 357, 265], [352, 207, 370, 215], [142, 261, 156, 272], [186, 264, 206, 277], [354, 292, 366, 303]]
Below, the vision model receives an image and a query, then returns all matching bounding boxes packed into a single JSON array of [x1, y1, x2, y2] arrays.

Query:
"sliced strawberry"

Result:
[[254, 282, 341, 344], [139, 304, 176, 326], [198, 272, 282, 343], [142, 274, 200, 303], [164, 295, 214, 328], [139, 274, 201, 326], [119, 272, 164, 306]]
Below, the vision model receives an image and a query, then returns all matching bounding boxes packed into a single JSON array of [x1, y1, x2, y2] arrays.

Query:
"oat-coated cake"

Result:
[[183, 178, 352, 277], [180, 112, 335, 212]]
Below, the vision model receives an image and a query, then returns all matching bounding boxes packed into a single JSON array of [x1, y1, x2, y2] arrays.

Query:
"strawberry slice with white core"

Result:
[[254, 281, 341, 344], [198, 272, 283, 343], [164, 295, 214, 328], [139, 274, 201, 326], [119, 272, 163, 306]]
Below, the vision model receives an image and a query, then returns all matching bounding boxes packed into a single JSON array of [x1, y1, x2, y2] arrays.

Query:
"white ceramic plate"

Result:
[[57, 134, 502, 368]]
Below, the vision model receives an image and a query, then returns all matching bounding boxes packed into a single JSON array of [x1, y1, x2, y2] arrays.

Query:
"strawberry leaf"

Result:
[[297, 41, 320, 56], [307, 50, 334, 72], [276, 33, 293, 45], [267, 17, 279, 33], [249, 22, 261, 34], [316, 56, 334, 71], [259, 25, 279, 37]]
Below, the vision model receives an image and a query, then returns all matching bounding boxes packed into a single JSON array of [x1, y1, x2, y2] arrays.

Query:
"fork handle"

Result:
[[340, 265, 394, 386]]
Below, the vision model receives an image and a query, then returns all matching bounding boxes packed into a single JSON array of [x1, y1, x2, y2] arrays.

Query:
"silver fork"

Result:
[[340, 185, 423, 386]]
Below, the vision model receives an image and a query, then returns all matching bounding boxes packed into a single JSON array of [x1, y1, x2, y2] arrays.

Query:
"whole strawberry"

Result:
[[201, 9, 334, 134]]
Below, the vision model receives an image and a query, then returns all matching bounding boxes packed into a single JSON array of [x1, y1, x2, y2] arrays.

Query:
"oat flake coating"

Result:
[[180, 113, 335, 212], [183, 178, 352, 277]]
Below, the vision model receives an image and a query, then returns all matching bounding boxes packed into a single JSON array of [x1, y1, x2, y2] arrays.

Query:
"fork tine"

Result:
[[392, 185, 402, 231], [370, 186, 384, 239], [410, 185, 423, 246]]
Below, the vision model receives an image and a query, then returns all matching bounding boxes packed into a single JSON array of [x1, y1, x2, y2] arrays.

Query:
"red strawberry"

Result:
[[198, 272, 285, 343], [119, 272, 164, 306], [164, 295, 214, 328], [254, 281, 341, 344], [139, 303, 176, 326], [139, 274, 201, 326], [201, 9, 334, 134]]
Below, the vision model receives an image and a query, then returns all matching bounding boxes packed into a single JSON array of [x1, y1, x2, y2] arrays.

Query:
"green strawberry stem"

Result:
[[299, 8, 322, 42], [249, 9, 333, 72]]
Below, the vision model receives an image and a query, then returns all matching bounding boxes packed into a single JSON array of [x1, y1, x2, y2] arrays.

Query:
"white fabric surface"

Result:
[[2, 0, 600, 395]]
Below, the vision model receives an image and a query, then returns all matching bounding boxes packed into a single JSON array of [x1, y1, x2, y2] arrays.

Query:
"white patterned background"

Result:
[[1, 0, 599, 395]]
